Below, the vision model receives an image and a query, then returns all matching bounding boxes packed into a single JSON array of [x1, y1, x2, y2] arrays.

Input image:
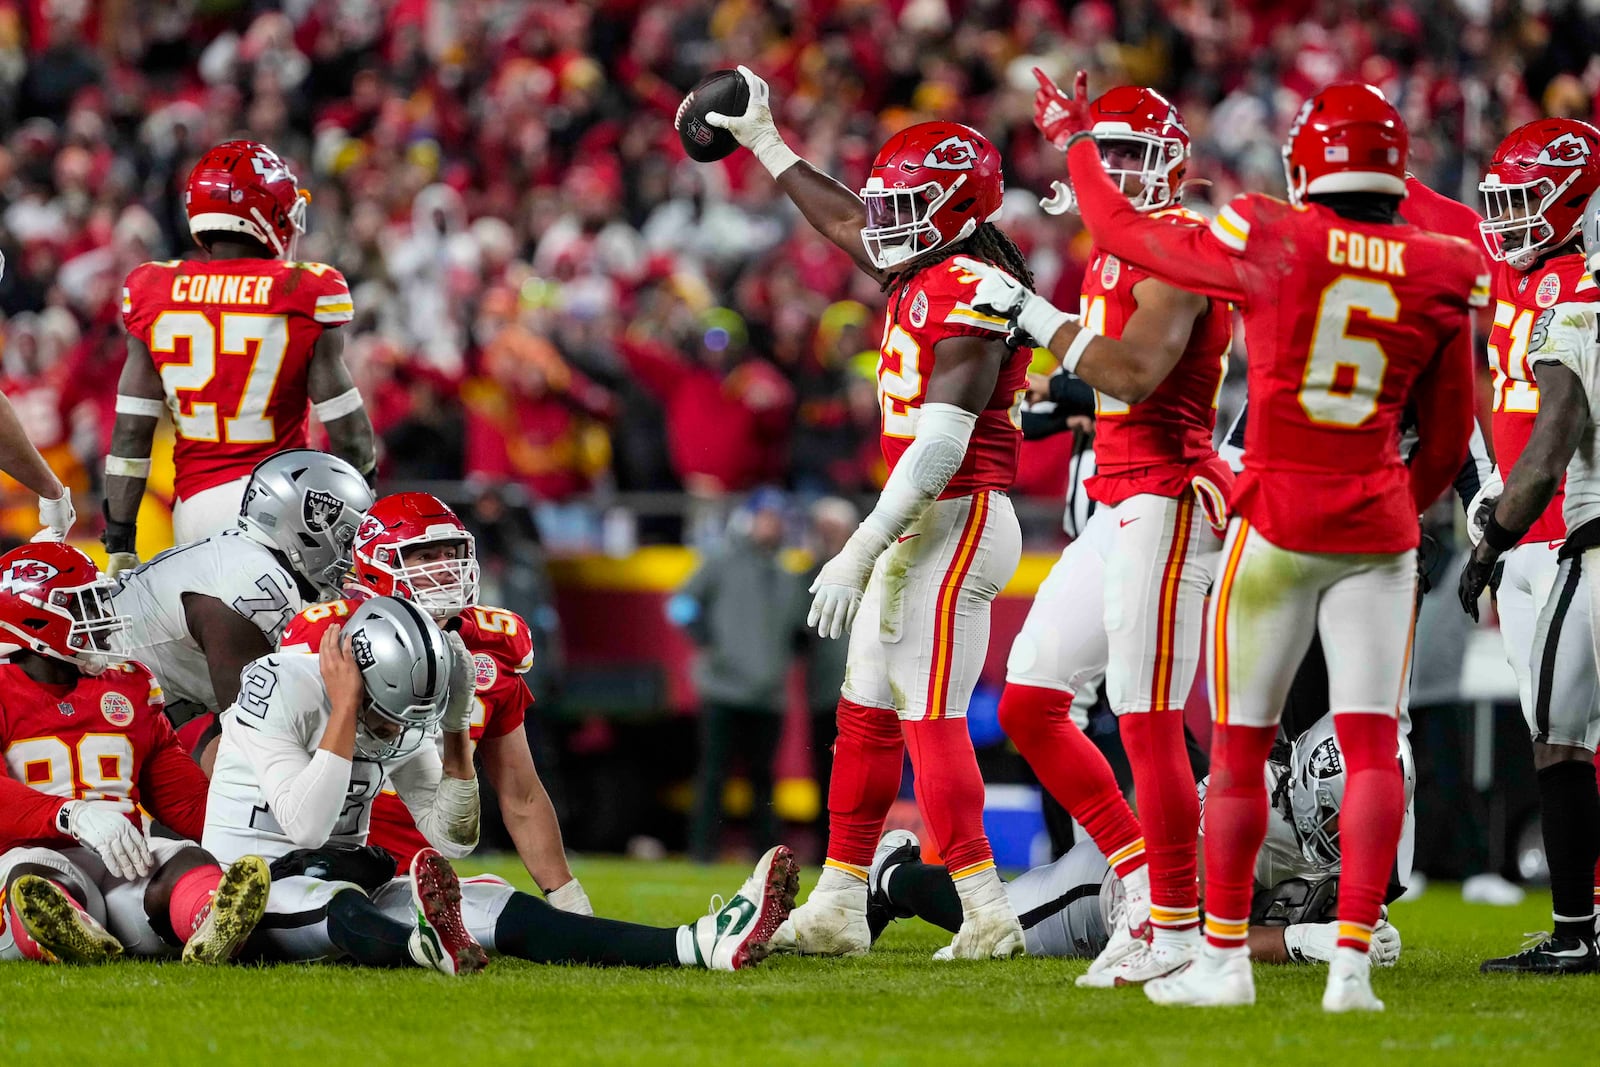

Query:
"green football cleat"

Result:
[[183, 855, 271, 965], [11, 874, 123, 965], [690, 845, 800, 971]]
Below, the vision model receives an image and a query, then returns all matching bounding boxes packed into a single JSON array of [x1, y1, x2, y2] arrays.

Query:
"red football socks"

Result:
[[823, 699, 905, 871], [1121, 709, 1201, 932], [169, 864, 225, 943], [997, 683, 1146, 877], [904, 716, 993, 876], [1333, 711, 1404, 953], [1201, 721, 1276, 953]]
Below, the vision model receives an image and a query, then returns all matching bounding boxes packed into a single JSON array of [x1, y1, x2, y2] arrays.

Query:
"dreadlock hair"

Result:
[[879, 222, 1034, 294]]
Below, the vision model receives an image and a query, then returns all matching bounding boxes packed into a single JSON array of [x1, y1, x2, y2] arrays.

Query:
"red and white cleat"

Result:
[[407, 848, 488, 976]]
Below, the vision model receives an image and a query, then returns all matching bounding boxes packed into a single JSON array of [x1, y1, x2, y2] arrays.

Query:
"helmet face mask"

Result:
[[1282, 715, 1416, 868], [353, 493, 480, 623], [0, 545, 131, 672], [857, 121, 1003, 272], [860, 176, 970, 269], [354, 696, 435, 761], [1049, 87, 1190, 217], [1477, 119, 1600, 273]]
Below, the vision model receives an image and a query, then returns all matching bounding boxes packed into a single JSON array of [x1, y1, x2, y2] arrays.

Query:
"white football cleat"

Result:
[[1076, 890, 1152, 987], [1323, 948, 1384, 1013], [769, 882, 871, 957], [1145, 950, 1255, 1007], [689, 845, 800, 971]]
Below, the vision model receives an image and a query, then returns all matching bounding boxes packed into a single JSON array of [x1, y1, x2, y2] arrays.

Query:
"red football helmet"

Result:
[[185, 140, 310, 258], [1478, 118, 1600, 272], [1051, 86, 1190, 215], [1282, 83, 1407, 206], [0, 544, 128, 670], [859, 121, 1004, 270], [351, 492, 479, 622]]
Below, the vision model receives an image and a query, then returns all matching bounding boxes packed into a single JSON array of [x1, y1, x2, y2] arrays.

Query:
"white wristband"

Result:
[[1059, 324, 1098, 374], [1017, 295, 1074, 353], [312, 387, 365, 421], [754, 138, 803, 180], [115, 394, 165, 419], [105, 455, 152, 478]]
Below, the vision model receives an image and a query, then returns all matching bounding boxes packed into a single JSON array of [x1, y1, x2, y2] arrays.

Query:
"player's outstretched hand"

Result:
[[32, 487, 75, 543], [1033, 68, 1092, 151], [441, 630, 474, 734], [63, 799, 152, 881], [1458, 549, 1497, 621], [705, 66, 778, 150], [319, 624, 365, 715]]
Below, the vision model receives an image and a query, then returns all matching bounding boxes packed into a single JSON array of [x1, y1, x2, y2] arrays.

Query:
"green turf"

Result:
[[0, 856, 1590, 1065]]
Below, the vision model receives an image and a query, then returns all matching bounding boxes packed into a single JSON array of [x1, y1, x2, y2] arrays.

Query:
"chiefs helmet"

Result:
[[351, 492, 479, 622], [0, 544, 128, 670], [1050, 86, 1190, 215], [1478, 118, 1600, 272], [185, 140, 310, 258], [859, 122, 1004, 270], [1282, 83, 1407, 206]]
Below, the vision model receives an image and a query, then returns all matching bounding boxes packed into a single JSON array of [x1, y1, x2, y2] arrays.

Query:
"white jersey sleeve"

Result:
[[1529, 301, 1600, 531], [202, 653, 384, 863], [110, 531, 306, 711]]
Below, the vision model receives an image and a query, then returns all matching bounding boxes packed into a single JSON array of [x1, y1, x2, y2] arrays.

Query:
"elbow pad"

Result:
[[860, 403, 976, 544]]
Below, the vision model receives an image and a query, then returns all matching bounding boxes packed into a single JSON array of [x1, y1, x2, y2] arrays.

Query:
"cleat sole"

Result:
[[14, 876, 122, 965], [184, 856, 270, 965]]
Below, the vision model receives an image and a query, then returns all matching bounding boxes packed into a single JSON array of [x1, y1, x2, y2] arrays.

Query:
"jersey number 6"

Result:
[[1298, 275, 1398, 428]]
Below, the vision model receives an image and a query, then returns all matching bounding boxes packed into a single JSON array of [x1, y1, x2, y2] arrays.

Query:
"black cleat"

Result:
[[1481, 934, 1599, 974], [866, 829, 922, 944]]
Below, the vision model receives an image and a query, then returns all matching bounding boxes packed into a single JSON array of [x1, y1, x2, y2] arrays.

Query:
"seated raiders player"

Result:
[[867, 712, 1411, 966], [109, 448, 374, 774], [206, 597, 797, 973]]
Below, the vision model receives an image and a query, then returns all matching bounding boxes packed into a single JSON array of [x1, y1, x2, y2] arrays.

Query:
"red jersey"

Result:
[[1065, 136, 1486, 553], [281, 599, 535, 872], [1079, 206, 1233, 505], [0, 659, 208, 851], [121, 258, 354, 499], [877, 256, 1030, 496]]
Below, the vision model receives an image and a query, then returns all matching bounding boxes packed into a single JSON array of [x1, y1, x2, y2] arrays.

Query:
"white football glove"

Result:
[[1370, 918, 1402, 966], [951, 256, 1074, 348], [545, 878, 594, 916], [1282, 920, 1338, 963], [105, 552, 140, 577], [441, 630, 475, 735], [33, 488, 75, 543], [703, 66, 799, 177], [62, 800, 152, 881], [808, 539, 878, 640], [1466, 467, 1504, 548]]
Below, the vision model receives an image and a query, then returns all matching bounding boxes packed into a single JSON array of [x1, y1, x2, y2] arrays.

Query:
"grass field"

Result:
[[0, 856, 1591, 1066]]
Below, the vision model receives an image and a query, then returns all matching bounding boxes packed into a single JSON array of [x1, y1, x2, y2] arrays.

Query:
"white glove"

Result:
[[1370, 918, 1402, 966], [808, 532, 881, 640], [62, 800, 152, 881], [33, 488, 75, 543], [106, 552, 140, 578], [545, 878, 594, 916], [1466, 467, 1504, 548], [951, 256, 1074, 348], [703, 66, 801, 178], [1282, 920, 1338, 963], [441, 630, 475, 734]]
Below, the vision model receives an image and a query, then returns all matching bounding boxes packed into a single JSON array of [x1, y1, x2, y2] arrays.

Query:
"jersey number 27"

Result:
[[152, 310, 290, 444]]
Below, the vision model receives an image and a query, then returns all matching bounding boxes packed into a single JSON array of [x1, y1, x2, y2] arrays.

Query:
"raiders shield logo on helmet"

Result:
[[1307, 738, 1343, 779], [350, 629, 376, 669], [302, 489, 343, 533]]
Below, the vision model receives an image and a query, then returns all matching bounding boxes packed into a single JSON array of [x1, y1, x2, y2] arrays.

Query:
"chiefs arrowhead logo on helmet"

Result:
[[910, 136, 981, 172], [0, 560, 60, 592], [1536, 132, 1592, 167]]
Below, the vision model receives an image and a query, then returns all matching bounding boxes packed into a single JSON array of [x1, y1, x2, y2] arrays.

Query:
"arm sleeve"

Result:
[[233, 704, 351, 849], [389, 744, 479, 859], [1406, 320, 1477, 514], [138, 713, 210, 842], [857, 403, 976, 546], [1066, 138, 1249, 303], [1049, 372, 1097, 415]]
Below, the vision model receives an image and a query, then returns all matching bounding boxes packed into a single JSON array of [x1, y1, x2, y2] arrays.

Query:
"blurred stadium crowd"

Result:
[[3, 0, 1600, 548]]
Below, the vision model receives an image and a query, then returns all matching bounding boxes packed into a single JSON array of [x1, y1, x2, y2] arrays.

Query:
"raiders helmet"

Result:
[[238, 449, 374, 597], [1282, 714, 1416, 867], [343, 596, 452, 760]]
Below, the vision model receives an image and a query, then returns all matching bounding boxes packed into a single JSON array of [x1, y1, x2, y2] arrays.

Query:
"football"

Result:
[[676, 69, 749, 162]]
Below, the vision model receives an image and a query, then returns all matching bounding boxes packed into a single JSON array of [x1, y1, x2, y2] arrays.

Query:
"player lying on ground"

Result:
[[276, 493, 796, 967], [964, 76, 1480, 1011], [0, 543, 268, 965], [987, 80, 1235, 987], [1458, 163, 1600, 974], [209, 597, 796, 973], [701, 66, 1030, 960], [868, 712, 1410, 968], [110, 448, 374, 774], [105, 139, 375, 565]]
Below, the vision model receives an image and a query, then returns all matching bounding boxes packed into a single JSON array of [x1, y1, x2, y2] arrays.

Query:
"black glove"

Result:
[[1458, 549, 1498, 621]]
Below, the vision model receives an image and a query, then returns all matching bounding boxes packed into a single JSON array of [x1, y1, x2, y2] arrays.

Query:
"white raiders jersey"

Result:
[[202, 652, 448, 864], [109, 531, 305, 711], [1529, 299, 1600, 531]]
